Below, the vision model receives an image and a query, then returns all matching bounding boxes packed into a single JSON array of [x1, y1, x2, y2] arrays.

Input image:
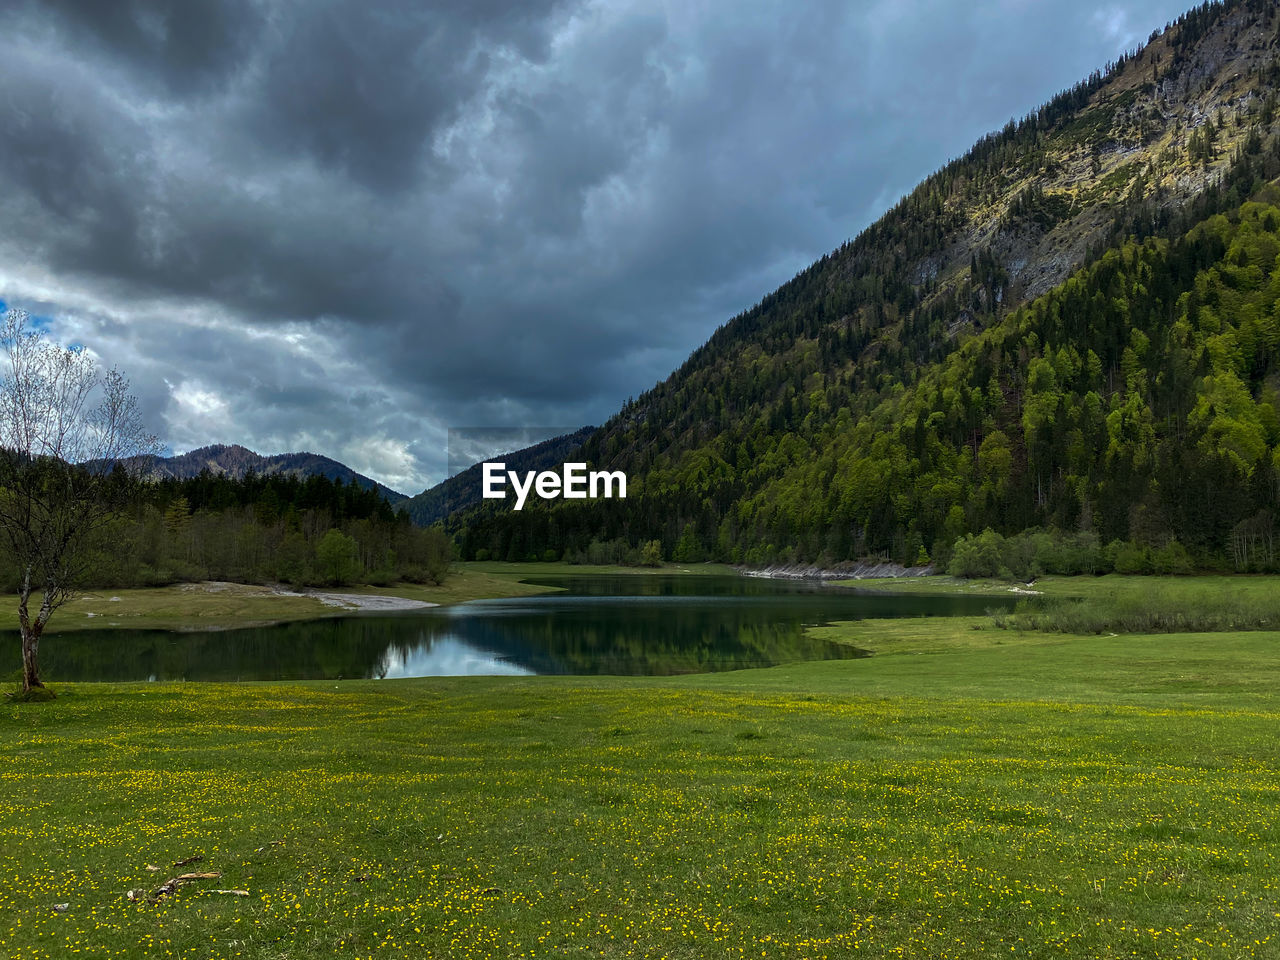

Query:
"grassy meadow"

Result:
[[2, 573, 1280, 958]]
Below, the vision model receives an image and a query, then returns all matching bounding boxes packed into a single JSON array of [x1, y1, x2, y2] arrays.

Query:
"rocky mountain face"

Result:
[[951, 0, 1276, 306], [139, 444, 407, 504]]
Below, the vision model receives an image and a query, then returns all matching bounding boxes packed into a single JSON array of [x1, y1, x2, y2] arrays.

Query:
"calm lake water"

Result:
[[34, 574, 1011, 682]]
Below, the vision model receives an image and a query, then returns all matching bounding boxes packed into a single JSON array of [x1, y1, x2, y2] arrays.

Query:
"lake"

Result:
[[34, 574, 1011, 682]]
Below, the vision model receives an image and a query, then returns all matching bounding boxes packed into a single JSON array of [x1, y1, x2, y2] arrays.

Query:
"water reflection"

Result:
[[26, 575, 1011, 681], [382, 635, 534, 678]]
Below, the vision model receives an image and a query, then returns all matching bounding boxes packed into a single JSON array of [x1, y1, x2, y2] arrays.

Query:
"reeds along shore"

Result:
[[1005, 584, 1280, 634]]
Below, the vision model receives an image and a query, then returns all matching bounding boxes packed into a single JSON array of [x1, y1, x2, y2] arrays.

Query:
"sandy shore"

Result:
[[177, 581, 437, 612], [271, 587, 438, 611]]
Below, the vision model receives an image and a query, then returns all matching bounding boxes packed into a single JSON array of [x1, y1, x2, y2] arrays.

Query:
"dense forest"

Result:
[[456, 0, 1280, 573], [0, 470, 449, 592]]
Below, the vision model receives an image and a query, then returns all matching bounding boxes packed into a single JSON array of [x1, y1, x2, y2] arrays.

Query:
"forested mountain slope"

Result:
[[402, 428, 594, 526], [459, 0, 1280, 570]]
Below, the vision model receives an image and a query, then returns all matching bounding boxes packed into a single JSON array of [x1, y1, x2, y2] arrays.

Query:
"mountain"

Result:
[[138, 444, 408, 505], [459, 0, 1280, 571], [402, 427, 595, 526]]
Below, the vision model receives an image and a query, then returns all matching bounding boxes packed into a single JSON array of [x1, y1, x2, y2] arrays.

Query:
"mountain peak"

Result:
[[145, 445, 407, 503]]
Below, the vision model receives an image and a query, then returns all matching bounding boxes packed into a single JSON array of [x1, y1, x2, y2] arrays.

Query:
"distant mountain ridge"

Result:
[[402, 427, 595, 526], [137, 444, 408, 504]]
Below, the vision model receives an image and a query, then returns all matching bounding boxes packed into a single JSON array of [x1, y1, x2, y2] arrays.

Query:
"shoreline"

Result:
[[739, 561, 936, 580], [269, 585, 437, 612], [19, 568, 1280, 635], [15, 562, 712, 634]]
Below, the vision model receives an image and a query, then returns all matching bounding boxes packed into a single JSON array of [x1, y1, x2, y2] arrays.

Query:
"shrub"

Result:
[[640, 540, 663, 567], [1111, 541, 1151, 574], [1151, 539, 1193, 575], [948, 529, 1008, 578], [316, 529, 360, 585]]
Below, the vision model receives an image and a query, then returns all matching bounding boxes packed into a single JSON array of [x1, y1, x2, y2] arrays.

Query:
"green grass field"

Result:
[[36, 583, 347, 633], [4, 588, 1280, 959]]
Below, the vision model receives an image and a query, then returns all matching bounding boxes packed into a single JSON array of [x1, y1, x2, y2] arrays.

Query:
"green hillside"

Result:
[[459, 0, 1280, 570]]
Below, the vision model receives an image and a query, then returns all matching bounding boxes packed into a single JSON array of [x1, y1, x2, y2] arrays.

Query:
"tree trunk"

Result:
[[20, 624, 43, 691], [17, 570, 46, 693]]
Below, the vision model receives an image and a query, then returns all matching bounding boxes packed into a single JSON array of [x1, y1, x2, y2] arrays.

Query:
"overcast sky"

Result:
[[0, 0, 1192, 494]]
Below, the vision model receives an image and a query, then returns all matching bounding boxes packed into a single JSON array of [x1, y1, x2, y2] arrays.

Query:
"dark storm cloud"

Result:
[[246, 0, 567, 191], [30, 0, 262, 95], [0, 0, 1193, 493]]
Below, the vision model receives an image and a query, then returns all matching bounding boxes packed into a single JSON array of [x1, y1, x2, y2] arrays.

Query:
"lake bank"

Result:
[[834, 571, 1280, 600], [741, 561, 935, 579], [26, 573, 1001, 682], [1, 563, 714, 634]]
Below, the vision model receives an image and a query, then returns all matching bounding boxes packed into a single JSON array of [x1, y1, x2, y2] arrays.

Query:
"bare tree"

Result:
[[0, 309, 159, 696]]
